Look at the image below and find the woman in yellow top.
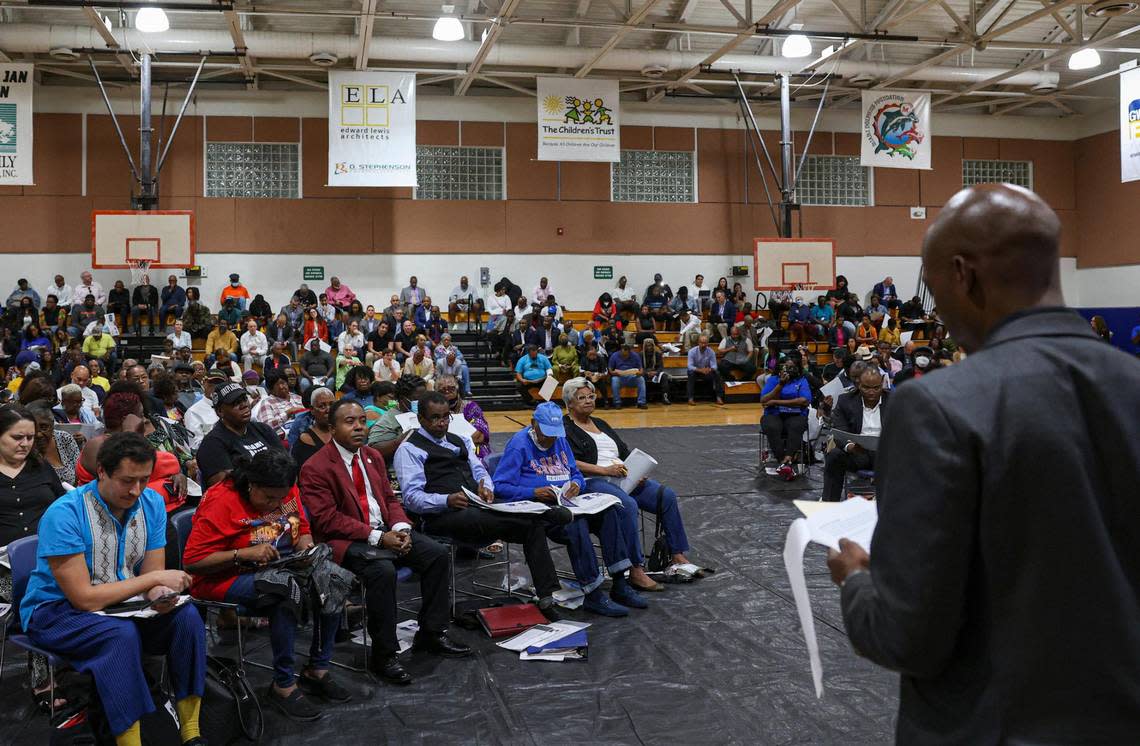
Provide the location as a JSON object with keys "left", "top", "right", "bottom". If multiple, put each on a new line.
{"left": 550, "top": 333, "right": 580, "bottom": 383}
{"left": 879, "top": 317, "right": 902, "bottom": 347}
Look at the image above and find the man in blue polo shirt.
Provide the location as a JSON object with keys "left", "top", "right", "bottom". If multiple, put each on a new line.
{"left": 513, "top": 344, "right": 552, "bottom": 402}
{"left": 20, "top": 432, "right": 206, "bottom": 745}
{"left": 607, "top": 342, "right": 646, "bottom": 410}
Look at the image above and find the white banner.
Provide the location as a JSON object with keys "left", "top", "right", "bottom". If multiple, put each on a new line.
{"left": 327, "top": 71, "right": 416, "bottom": 187}
{"left": 860, "top": 90, "right": 931, "bottom": 170}
{"left": 0, "top": 64, "right": 34, "bottom": 185}
{"left": 536, "top": 77, "right": 620, "bottom": 162}
{"left": 1120, "top": 65, "right": 1140, "bottom": 183}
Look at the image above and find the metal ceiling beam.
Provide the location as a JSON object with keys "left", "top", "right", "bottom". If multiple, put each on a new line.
{"left": 718, "top": 0, "right": 748, "bottom": 26}
{"left": 478, "top": 74, "right": 536, "bottom": 95}
{"left": 937, "top": 0, "right": 976, "bottom": 40}
{"left": 81, "top": 7, "right": 135, "bottom": 75}
{"left": 872, "top": 0, "right": 1084, "bottom": 89}
{"left": 1037, "top": 0, "right": 1076, "bottom": 42}
{"left": 257, "top": 68, "right": 326, "bottom": 89}
{"left": 575, "top": 0, "right": 667, "bottom": 77}
{"left": 825, "top": 0, "right": 862, "bottom": 32}
{"left": 969, "top": 0, "right": 1015, "bottom": 34}
{"left": 457, "top": 0, "right": 523, "bottom": 95}
{"left": 355, "top": 0, "right": 378, "bottom": 69}
{"left": 566, "top": 0, "right": 593, "bottom": 45}
{"left": 935, "top": 18, "right": 1140, "bottom": 106}
{"left": 868, "top": 0, "right": 912, "bottom": 30}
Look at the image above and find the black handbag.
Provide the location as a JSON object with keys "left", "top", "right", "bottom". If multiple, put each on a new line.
{"left": 200, "top": 655, "right": 263, "bottom": 745}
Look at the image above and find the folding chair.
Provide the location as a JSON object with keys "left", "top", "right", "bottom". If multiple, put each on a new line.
{"left": 2, "top": 536, "right": 68, "bottom": 718}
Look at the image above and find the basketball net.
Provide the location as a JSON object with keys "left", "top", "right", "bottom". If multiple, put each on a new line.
{"left": 128, "top": 258, "right": 152, "bottom": 287}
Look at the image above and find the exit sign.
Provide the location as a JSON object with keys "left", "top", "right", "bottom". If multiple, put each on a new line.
{"left": 593, "top": 265, "right": 613, "bottom": 280}
{"left": 302, "top": 266, "right": 324, "bottom": 282}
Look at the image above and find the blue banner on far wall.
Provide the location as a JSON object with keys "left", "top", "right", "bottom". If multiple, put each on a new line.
{"left": 1076, "top": 307, "right": 1140, "bottom": 355}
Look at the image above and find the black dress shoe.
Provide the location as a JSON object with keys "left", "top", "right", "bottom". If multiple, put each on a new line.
{"left": 368, "top": 654, "right": 412, "bottom": 686}
{"left": 412, "top": 631, "right": 472, "bottom": 658}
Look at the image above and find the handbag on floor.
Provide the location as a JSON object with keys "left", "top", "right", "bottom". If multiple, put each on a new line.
{"left": 200, "top": 655, "right": 263, "bottom": 745}
{"left": 646, "top": 484, "right": 671, "bottom": 573}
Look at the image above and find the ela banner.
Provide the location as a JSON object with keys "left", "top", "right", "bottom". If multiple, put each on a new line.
{"left": 536, "top": 77, "right": 620, "bottom": 162}
{"left": 860, "top": 90, "right": 931, "bottom": 170}
{"left": 327, "top": 71, "right": 416, "bottom": 187}
{"left": 1120, "top": 64, "right": 1140, "bottom": 183}
{"left": 0, "top": 64, "right": 34, "bottom": 185}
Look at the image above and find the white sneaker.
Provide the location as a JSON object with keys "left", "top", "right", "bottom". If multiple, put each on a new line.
{"left": 764, "top": 466, "right": 780, "bottom": 476}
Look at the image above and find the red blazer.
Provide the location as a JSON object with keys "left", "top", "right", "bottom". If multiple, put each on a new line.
{"left": 298, "top": 440, "right": 410, "bottom": 564}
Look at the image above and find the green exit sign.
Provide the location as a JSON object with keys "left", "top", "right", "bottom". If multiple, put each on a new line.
{"left": 593, "top": 265, "right": 613, "bottom": 280}
{"left": 302, "top": 266, "right": 324, "bottom": 282}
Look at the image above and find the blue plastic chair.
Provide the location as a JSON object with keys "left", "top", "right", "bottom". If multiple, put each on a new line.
{"left": 2, "top": 535, "right": 68, "bottom": 716}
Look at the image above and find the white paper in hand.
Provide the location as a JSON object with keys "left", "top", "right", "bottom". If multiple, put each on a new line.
{"left": 538, "top": 376, "right": 558, "bottom": 402}
{"left": 395, "top": 410, "right": 420, "bottom": 433}
{"left": 820, "top": 375, "right": 846, "bottom": 403}
{"left": 448, "top": 414, "right": 477, "bottom": 439}
{"left": 805, "top": 496, "right": 877, "bottom": 551}
{"left": 618, "top": 449, "right": 657, "bottom": 493}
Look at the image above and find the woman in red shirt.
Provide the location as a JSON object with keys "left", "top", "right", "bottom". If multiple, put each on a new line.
{"left": 182, "top": 449, "right": 349, "bottom": 721}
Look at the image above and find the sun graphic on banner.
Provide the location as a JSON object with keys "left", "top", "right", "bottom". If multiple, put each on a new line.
{"left": 542, "top": 94, "right": 562, "bottom": 115}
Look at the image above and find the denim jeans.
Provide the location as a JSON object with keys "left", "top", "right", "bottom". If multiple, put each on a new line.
{"left": 547, "top": 506, "right": 632, "bottom": 594}
{"left": 611, "top": 374, "right": 646, "bottom": 405}
{"left": 224, "top": 574, "right": 341, "bottom": 688}
{"left": 585, "top": 477, "right": 690, "bottom": 562}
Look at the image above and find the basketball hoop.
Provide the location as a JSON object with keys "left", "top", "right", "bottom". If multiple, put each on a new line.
{"left": 128, "top": 258, "right": 153, "bottom": 287}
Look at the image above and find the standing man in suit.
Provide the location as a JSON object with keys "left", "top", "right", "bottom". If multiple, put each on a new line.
{"left": 300, "top": 399, "right": 470, "bottom": 686}
{"left": 821, "top": 367, "right": 889, "bottom": 502}
{"left": 827, "top": 184, "right": 1140, "bottom": 743}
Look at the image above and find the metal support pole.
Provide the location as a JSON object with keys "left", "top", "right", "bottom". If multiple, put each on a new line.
{"left": 778, "top": 73, "right": 794, "bottom": 238}
{"left": 155, "top": 56, "right": 208, "bottom": 178}
{"left": 88, "top": 56, "right": 141, "bottom": 185}
{"left": 137, "top": 52, "right": 156, "bottom": 210}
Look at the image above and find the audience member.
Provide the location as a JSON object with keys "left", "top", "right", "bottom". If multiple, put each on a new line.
{"left": 562, "top": 379, "right": 693, "bottom": 579}
{"left": 291, "top": 386, "right": 334, "bottom": 467}
{"left": 532, "top": 277, "right": 554, "bottom": 305}
{"left": 447, "top": 276, "right": 480, "bottom": 323}
{"left": 302, "top": 399, "right": 470, "bottom": 685}
{"left": 550, "top": 333, "right": 580, "bottom": 384}
{"left": 196, "top": 381, "right": 284, "bottom": 487}
{"left": 871, "top": 275, "right": 899, "bottom": 308}
{"left": 302, "top": 307, "right": 329, "bottom": 346}
{"left": 607, "top": 342, "right": 646, "bottom": 410}
{"left": 220, "top": 273, "right": 251, "bottom": 310}
{"left": 324, "top": 276, "right": 356, "bottom": 311}
{"left": 894, "top": 345, "right": 935, "bottom": 386}
{"left": 436, "top": 374, "right": 491, "bottom": 463}
{"left": 217, "top": 297, "right": 245, "bottom": 328}
{"left": 183, "top": 449, "right": 351, "bottom": 720}
{"left": 300, "top": 339, "right": 334, "bottom": 384}
{"left": 686, "top": 334, "right": 724, "bottom": 405}
{"left": 717, "top": 325, "right": 756, "bottom": 382}
{"left": 402, "top": 345, "right": 435, "bottom": 391}
{"left": 204, "top": 319, "right": 239, "bottom": 368}
{"left": 493, "top": 402, "right": 644, "bottom": 617}
{"left": 643, "top": 273, "right": 672, "bottom": 305}
{"left": 822, "top": 367, "right": 888, "bottom": 501}
{"left": 367, "top": 374, "right": 427, "bottom": 458}
{"left": 294, "top": 283, "right": 318, "bottom": 307}
{"left": 20, "top": 432, "right": 206, "bottom": 745}
{"left": 708, "top": 290, "right": 736, "bottom": 341}
{"left": 609, "top": 276, "right": 638, "bottom": 316}
{"left": 759, "top": 358, "right": 811, "bottom": 481}
{"left": 514, "top": 345, "right": 551, "bottom": 402}
{"left": 182, "top": 288, "right": 213, "bottom": 339}
{"left": 253, "top": 370, "right": 303, "bottom": 433}
{"left": 400, "top": 276, "right": 427, "bottom": 313}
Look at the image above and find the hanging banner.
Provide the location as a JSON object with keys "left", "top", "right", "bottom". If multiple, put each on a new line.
{"left": 327, "top": 71, "right": 416, "bottom": 187}
{"left": 860, "top": 90, "right": 931, "bottom": 170}
{"left": 536, "top": 77, "right": 620, "bottom": 162}
{"left": 1120, "top": 64, "right": 1140, "bottom": 183}
{"left": 0, "top": 64, "right": 34, "bottom": 185}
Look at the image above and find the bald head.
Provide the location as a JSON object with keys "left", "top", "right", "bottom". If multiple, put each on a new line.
{"left": 922, "top": 184, "right": 1064, "bottom": 349}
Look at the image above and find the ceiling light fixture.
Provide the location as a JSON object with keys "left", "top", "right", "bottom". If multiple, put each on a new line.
{"left": 1067, "top": 47, "right": 1101, "bottom": 70}
{"left": 432, "top": 5, "right": 464, "bottom": 42}
{"left": 135, "top": 4, "right": 169, "bottom": 33}
{"left": 782, "top": 21, "right": 811, "bottom": 58}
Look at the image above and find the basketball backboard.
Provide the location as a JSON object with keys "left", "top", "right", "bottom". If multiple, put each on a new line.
{"left": 753, "top": 238, "right": 836, "bottom": 291}
{"left": 92, "top": 210, "right": 195, "bottom": 269}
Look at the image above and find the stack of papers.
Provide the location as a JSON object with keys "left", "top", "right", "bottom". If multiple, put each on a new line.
{"left": 353, "top": 619, "right": 418, "bottom": 652}
{"left": 464, "top": 487, "right": 622, "bottom": 517}
{"left": 783, "top": 498, "right": 878, "bottom": 698}
{"left": 498, "top": 620, "right": 590, "bottom": 661}
{"left": 95, "top": 594, "right": 191, "bottom": 619}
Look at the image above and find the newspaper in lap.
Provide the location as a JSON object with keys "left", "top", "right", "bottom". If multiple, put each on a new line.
{"left": 463, "top": 485, "right": 621, "bottom": 516}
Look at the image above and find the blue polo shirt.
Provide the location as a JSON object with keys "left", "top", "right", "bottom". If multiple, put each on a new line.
{"left": 760, "top": 375, "right": 812, "bottom": 415}
{"left": 515, "top": 353, "right": 552, "bottom": 381}
{"left": 20, "top": 481, "right": 166, "bottom": 630}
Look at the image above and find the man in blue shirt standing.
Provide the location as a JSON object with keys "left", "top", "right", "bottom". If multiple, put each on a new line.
{"left": 607, "top": 343, "right": 646, "bottom": 410}
{"left": 20, "top": 432, "right": 206, "bottom": 745}
{"left": 493, "top": 402, "right": 644, "bottom": 617}
{"left": 686, "top": 333, "right": 724, "bottom": 405}
{"left": 514, "top": 344, "right": 552, "bottom": 402}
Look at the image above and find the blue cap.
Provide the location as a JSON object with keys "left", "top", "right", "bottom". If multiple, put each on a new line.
{"left": 533, "top": 401, "right": 566, "bottom": 438}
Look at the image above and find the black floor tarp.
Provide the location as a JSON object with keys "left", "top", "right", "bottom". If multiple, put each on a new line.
{"left": 0, "top": 425, "right": 899, "bottom": 744}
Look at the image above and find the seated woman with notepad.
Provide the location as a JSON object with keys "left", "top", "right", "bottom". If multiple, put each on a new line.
{"left": 183, "top": 448, "right": 351, "bottom": 722}
{"left": 560, "top": 377, "right": 693, "bottom": 587}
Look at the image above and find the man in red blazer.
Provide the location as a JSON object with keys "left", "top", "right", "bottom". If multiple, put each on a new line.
{"left": 299, "top": 399, "right": 471, "bottom": 685}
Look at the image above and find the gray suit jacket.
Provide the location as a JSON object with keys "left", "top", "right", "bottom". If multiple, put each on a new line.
{"left": 400, "top": 286, "right": 427, "bottom": 306}
{"left": 841, "top": 307, "right": 1140, "bottom": 745}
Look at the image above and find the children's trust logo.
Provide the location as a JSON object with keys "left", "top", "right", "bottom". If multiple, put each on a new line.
{"left": 543, "top": 94, "right": 612, "bottom": 125}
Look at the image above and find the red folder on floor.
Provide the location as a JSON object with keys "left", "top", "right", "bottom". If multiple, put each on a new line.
{"left": 476, "top": 604, "right": 547, "bottom": 638}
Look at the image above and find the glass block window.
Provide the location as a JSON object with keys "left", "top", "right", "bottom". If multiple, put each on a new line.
{"left": 796, "top": 155, "right": 872, "bottom": 206}
{"left": 962, "top": 159, "right": 1032, "bottom": 189}
{"left": 611, "top": 150, "right": 695, "bottom": 203}
{"left": 414, "top": 146, "right": 504, "bottom": 200}
{"left": 205, "top": 142, "right": 299, "bottom": 199}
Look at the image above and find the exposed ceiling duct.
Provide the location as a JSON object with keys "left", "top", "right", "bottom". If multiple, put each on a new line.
{"left": 0, "top": 23, "right": 1062, "bottom": 89}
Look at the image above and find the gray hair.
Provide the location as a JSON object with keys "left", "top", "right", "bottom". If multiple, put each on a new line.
{"left": 561, "top": 377, "right": 595, "bottom": 406}
{"left": 59, "top": 383, "right": 83, "bottom": 399}
{"left": 847, "top": 360, "right": 869, "bottom": 382}
{"left": 309, "top": 386, "right": 335, "bottom": 403}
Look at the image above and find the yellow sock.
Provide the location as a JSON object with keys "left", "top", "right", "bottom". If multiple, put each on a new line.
{"left": 115, "top": 721, "right": 141, "bottom": 746}
{"left": 175, "top": 695, "right": 202, "bottom": 743}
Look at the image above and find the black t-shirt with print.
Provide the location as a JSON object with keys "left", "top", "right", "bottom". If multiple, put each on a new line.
{"left": 197, "top": 420, "right": 283, "bottom": 484}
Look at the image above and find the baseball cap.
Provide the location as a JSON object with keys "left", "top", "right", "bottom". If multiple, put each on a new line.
{"left": 533, "top": 401, "right": 566, "bottom": 438}
{"left": 173, "top": 361, "right": 194, "bottom": 372}
{"left": 205, "top": 368, "right": 230, "bottom": 382}
{"left": 211, "top": 382, "right": 248, "bottom": 408}
{"left": 228, "top": 273, "right": 240, "bottom": 282}
{"left": 242, "top": 370, "right": 260, "bottom": 383}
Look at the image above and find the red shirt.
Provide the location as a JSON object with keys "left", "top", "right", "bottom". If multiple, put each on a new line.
{"left": 183, "top": 479, "right": 311, "bottom": 600}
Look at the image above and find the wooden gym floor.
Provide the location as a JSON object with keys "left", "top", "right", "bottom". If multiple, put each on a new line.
{"left": 485, "top": 401, "right": 760, "bottom": 435}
